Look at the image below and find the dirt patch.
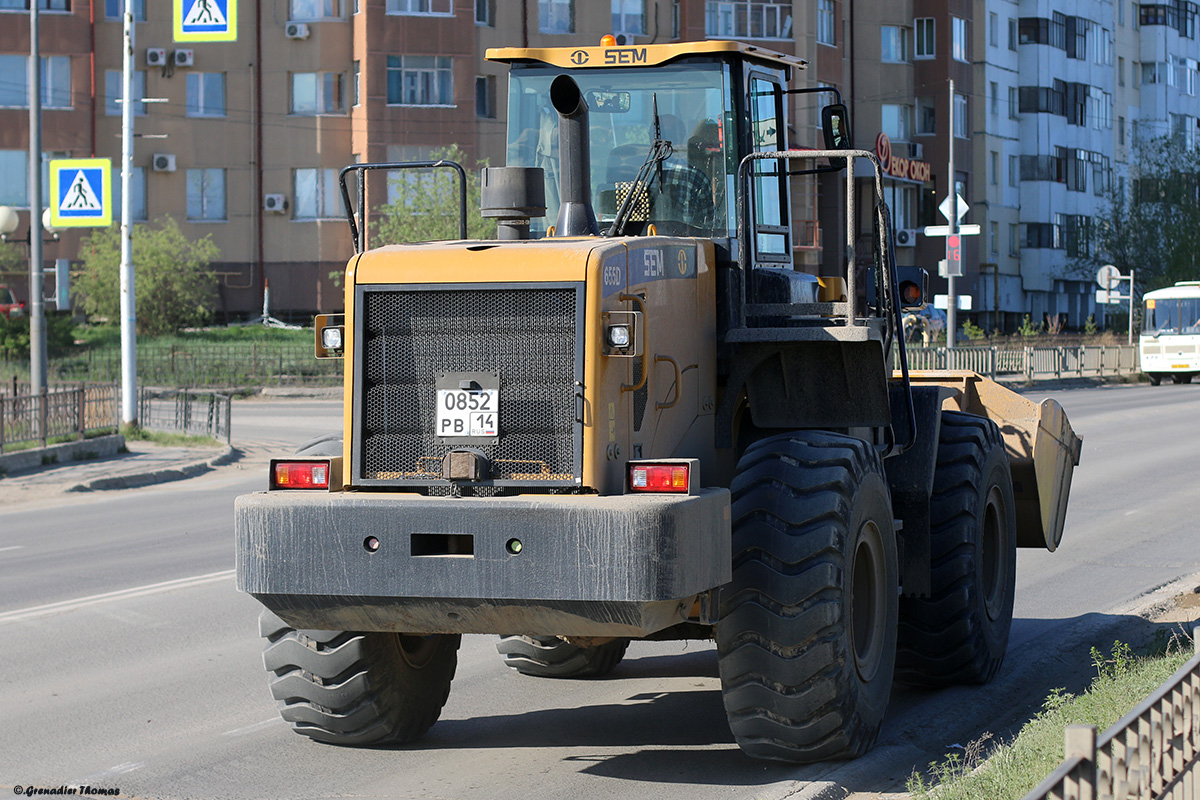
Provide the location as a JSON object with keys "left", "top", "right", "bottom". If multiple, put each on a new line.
{"left": 1147, "top": 587, "right": 1200, "bottom": 625}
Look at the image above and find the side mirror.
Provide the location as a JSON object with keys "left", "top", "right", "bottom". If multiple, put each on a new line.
{"left": 821, "top": 103, "right": 852, "bottom": 170}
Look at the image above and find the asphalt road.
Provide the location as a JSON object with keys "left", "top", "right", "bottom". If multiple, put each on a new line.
{"left": 1, "top": 383, "right": 1198, "bottom": 800}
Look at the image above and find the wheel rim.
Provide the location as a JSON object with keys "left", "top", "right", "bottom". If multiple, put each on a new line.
{"left": 397, "top": 634, "right": 440, "bottom": 669}
{"left": 981, "top": 485, "right": 1007, "bottom": 621}
{"left": 850, "top": 519, "right": 887, "bottom": 682}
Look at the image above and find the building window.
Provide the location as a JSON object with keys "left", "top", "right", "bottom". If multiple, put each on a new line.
{"left": 990, "top": 221, "right": 999, "bottom": 255}
{"left": 881, "top": 104, "right": 911, "bottom": 141}
{"left": 475, "top": 0, "right": 492, "bottom": 25}
{"left": 1141, "top": 61, "right": 1170, "bottom": 85}
{"left": 112, "top": 166, "right": 147, "bottom": 220}
{"left": 294, "top": 168, "right": 340, "bottom": 219}
{"left": 881, "top": 26, "right": 908, "bottom": 62}
{"left": 990, "top": 151, "right": 999, "bottom": 185}
{"left": 105, "top": 69, "right": 146, "bottom": 116}
{"left": 0, "top": 56, "right": 71, "bottom": 109}
{"left": 539, "top": 0, "right": 573, "bottom": 33}
{"left": 1119, "top": 115, "right": 1125, "bottom": 145}
{"left": 186, "top": 72, "right": 225, "bottom": 117}
{"left": 952, "top": 17, "right": 968, "bottom": 61}
{"left": 1008, "top": 17, "right": 1018, "bottom": 49}
{"left": 1009, "top": 154, "right": 1019, "bottom": 187}
{"left": 352, "top": 61, "right": 360, "bottom": 106}
{"left": 0, "top": 0, "right": 71, "bottom": 11}
{"left": 1008, "top": 85, "right": 1019, "bottom": 119}
{"left": 914, "top": 17, "right": 934, "bottom": 57}
{"left": 0, "top": 150, "right": 26, "bottom": 206}
{"left": 990, "top": 81, "right": 999, "bottom": 115}
{"left": 1118, "top": 56, "right": 1125, "bottom": 85}
{"left": 954, "top": 93, "right": 967, "bottom": 137}
{"left": 475, "top": 74, "right": 495, "bottom": 118}
{"left": 705, "top": 1, "right": 792, "bottom": 39}
{"left": 1008, "top": 223, "right": 1020, "bottom": 255}
{"left": 613, "top": 0, "right": 644, "bottom": 36}
{"left": 817, "top": 0, "right": 835, "bottom": 45}
{"left": 291, "top": 0, "right": 339, "bottom": 19}
{"left": 916, "top": 98, "right": 935, "bottom": 135}
{"left": 291, "top": 72, "right": 346, "bottom": 114}
{"left": 386, "top": 56, "right": 453, "bottom": 106}
{"left": 105, "top": 0, "right": 145, "bottom": 20}
{"left": 385, "top": 0, "right": 451, "bottom": 14}
{"left": 989, "top": 12, "right": 999, "bottom": 46}
{"left": 187, "top": 168, "right": 225, "bottom": 221}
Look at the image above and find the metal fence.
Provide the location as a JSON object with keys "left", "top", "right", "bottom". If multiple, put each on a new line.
{"left": 38, "top": 344, "right": 341, "bottom": 388}
{"left": 1022, "top": 630, "right": 1200, "bottom": 800}
{"left": 899, "top": 345, "right": 1140, "bottom": 381}
{"left": 138, "top": 388, "right": 232, "bottom": 443}
{"left": 0, "top": 383, "right": 119, "bottom": 451}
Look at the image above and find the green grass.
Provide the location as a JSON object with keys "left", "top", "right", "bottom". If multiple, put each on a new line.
{"left": 71, "top": 323, "right": 314, "bottom": 349}
{"left": 122, "top": 426, "right": 224, "bottom": 448}
{"left": 906, "top": 634, "right": 1195, "bottom": 800}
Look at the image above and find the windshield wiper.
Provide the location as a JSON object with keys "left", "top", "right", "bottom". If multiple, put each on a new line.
{"left": 605, "top": 93, "right": 674, "bottom": 237}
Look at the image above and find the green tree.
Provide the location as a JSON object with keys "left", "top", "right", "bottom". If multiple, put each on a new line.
{"left": 1087, "top": 135, "right": 1200, "bottom": 292}
{"left": 0, "top": 240, "right": 23, "bottom": 276}
{"left": 372, "top": 144, "right": 496, "bottom": 245}
{"left": 76, "top": 215, "right": 219, "bottom": 335}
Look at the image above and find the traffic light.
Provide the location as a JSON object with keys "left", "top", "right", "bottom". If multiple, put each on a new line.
{"left": 945, "top": 233, "right": 963, "bottom": 277}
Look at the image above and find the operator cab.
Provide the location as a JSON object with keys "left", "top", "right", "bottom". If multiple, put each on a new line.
{"left": 490, "top": 41, "right": 803, "bottom": 252}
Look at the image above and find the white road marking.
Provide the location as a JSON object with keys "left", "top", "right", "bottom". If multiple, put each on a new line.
{"left": 223, "top": 717, "right": 285, "bottom": 737}
{"left": 75, "top": 761, "right": 145, "bottom": 783}
{"left": 0, "top": 545, "right": 24, "bottom": 552}
{"left": 0, "top": 570, "right": 235, "bottom": 625}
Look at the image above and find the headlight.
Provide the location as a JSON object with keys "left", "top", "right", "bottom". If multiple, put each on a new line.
{"left": 607, "top": 324, "right": 631, "bottom": 348}
{"left": 321, "top": 326, "right": 343, "bottom": 350}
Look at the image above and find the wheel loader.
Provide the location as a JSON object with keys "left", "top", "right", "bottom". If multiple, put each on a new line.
{"left": 235, "top": 39, "right": 1082, "bottom": 762}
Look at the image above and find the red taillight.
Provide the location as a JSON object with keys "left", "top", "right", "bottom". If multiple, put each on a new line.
{"left": 272, "top": 460, "right": 330, "bottom": 489}
{"left": 629, "top": 463, "right": 690, "bottom": 493}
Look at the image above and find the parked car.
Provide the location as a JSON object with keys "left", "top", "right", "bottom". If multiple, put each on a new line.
{"left": 0, "top": 286, "right": 24, "bottom": 318}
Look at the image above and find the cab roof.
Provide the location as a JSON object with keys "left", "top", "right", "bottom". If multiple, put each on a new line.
{"left": 486, "top": 40, "right": 808, "bottom": 74}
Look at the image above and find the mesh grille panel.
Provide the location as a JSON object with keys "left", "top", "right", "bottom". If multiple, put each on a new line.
{"left": 358, "top": 286, "right": 579, "bottom": 484}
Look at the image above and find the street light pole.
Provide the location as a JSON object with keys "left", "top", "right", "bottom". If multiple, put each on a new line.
{"left": 119, "top": 8, "right": 137, "bottom": 427}
{"left": 947, "top": 78, "right": 957, "bottom": 350}
{"left": 29, "top": 0, "right": 47, "bottom": 394}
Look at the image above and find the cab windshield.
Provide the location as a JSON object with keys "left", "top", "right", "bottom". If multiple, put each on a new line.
{"left": 506, "top": 61, "right": 734, "bottom": 238}
{"left": 1143, "top": 296, "right": 1200, "bottom": 334}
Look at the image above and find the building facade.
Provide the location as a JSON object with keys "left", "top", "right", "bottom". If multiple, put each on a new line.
{"left": 0, "top": 0, "right": 1195, "bottom": 328}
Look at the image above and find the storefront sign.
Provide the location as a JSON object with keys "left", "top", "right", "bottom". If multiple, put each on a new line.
{"left": 875, "top": 132, "right": 932, "bottom": 183}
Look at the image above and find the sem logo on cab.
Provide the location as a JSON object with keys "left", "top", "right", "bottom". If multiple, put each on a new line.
{"left": 604, "top": 48, "right": 648, "bottom": 64}
{"left": 570, "top": 50, "right": 590, "bottom": 65}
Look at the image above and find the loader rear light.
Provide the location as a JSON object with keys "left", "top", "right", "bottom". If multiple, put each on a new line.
{"left": 272, "top": 460, "right": 331, "bottom": 490}
{"left": 628, "top": 463, "right": 690, "bottom": 493}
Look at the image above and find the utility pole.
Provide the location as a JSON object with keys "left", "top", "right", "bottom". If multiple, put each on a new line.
{"left": 29, "top": 0, "right": 47, "bottom": 395}
{"left": 947, "top": 78, "right": 957, "bottom": 350}
{"left": 120, "top": 7, "right": 137, "bottom": 427}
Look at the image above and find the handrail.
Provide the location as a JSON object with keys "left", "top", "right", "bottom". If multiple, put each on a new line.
{"left": 338, "top": 160, "right": 468, "bottom": 253}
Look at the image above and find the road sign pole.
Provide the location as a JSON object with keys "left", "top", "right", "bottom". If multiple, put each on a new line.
{"left": 29, "top": 0, "right": 47, "bottom": 395}
{"left": 947, "top": 78, "right": 957, "bottom": 350}
{"left": 120, "top": 9, "right": 138, "bottom": 427}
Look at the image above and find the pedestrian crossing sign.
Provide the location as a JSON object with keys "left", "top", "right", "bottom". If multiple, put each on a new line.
{"left": 49, "top": 158, "right": 112, "bottom": 228}
{"left": 174, "top": 0, "right": 236, "bottom": 42}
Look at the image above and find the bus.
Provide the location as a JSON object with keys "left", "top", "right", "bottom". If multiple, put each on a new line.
{"left": 1140, "top": 281, "right": 1200, "bottom": 385}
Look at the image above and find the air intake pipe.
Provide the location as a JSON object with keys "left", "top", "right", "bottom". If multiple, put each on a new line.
{"left": 549, "top": 74, "right": 599, "bottom": 237}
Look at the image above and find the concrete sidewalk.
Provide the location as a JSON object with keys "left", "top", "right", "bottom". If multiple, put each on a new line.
{"left": 0, "top": 437, "right": 237, "bottom": 497}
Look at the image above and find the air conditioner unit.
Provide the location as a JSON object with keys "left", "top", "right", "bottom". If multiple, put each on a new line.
{"left": 264, "top": 193, "right": 288, "bottom": 213}
{"left": 285, "top": 22, "right": 310, "bottom": 39}
{"left": 152, "top": 153, "right": 176, "bottom": 173}
{"left": 895, "top": 228, "right": 918, "bottom": 247}
{"left": 908, "top": 142, "right": 924, "bottom": 160}
{"left": 146, "top": 48, "right": 167, "bottom": 67}
{"left": 173, "top": 49, "right": 194, "bottom": 67}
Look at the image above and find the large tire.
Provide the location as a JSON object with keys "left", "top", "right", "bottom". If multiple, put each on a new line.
{"left": 496, "top": 635, "right": 629, "bottom": 678}
{"left": 896, "top": 411, "right": 1016, "bottom": 687}
{"left": 716, "top": 431, "right": 899, "bottom": 762}
{"left": 1148, "top": 374, "right": 1162, "bottom": 386}
{"left": 259, "top": 609, "right": 459, "bottom": 745}
{"left": 294, "top": 433, "right": 342, "bottom": 457}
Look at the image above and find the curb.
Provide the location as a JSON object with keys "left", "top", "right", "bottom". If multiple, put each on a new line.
{"left": 0, "top": 434, "right": 126, "bottom": 477}
{"left": 65, "top": 444, "right": 239, "bottom": 492}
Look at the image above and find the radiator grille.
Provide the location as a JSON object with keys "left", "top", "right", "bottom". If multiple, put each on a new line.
{"left": 356, "top": 285, "right": 581, "bottom": 486}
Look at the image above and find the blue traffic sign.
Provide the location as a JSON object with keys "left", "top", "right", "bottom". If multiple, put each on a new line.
{"left": 175, "top": 0, "right": 236, "bottom": 42}
{"left": 49, "top": 158, "right": 112, "bottom": 228}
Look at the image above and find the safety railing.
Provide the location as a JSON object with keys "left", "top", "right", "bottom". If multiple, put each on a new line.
{"left": 0, "top": 383, "right": 120, "bottom": 452}
{"left": 1022, "top": 629, "right": 1200, "bottom": 800}
{"left": 138, "top": 388, "right": 232, "bottom": 444}
{"left": 898, "top": 345, "right": 1140, "bottom": 382}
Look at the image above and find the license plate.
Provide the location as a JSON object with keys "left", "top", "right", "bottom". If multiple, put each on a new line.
{"left": 436, "top": 389, "right": 498, "bottom": 437}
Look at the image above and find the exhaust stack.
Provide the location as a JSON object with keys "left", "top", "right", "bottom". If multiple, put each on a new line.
{"left": 549, "top": 74, "right": 599, "bottom": 237}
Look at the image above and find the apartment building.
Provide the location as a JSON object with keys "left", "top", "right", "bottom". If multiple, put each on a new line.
{"left": 7, "top": 0, "right": 1191, "bottom": 330}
